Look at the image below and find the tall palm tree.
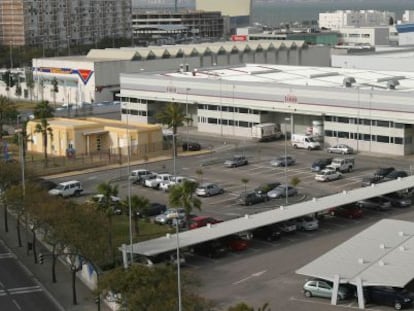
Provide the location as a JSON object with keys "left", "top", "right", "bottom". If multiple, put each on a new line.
{"left": 127, "top": 195, "right": 150, "bottom": 236}
{"left": 169, "top": 180, "right": 201, "bottom": 229}
{"left": 0, "top": 95, "right": 16, "bottom": 139}
{"left": 156, "top": 102, "right": 186, "bottom": 156}
{"left": 33, "top": 101, "right": 55, "bottom": 163}
{"left": 96, "top": 182, "right": 119, "bottom": 264}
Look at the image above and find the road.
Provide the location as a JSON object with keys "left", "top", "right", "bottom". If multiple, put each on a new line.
{"left": 45, "top": 136, "right": 414, "bottom": 310}
{"left": 0, "top": 239, "right": 61, "bottom": 311}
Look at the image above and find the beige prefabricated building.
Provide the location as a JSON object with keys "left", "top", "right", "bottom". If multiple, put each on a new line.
{"left": 26, "top": 117, "right": 163, "bottom": 157}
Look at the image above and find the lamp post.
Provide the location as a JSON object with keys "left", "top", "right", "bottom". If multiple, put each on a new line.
{"left": 284, "top": 117, "right": 290, "bottom": 204}
{"left": 174, "top": 214, "right": 182, "bottom": 311}
{"left": 185, "top": 88, "right": 190, "bottom": 145}
{"left": 127, "top": 104, "right": 134, "bottom": 265}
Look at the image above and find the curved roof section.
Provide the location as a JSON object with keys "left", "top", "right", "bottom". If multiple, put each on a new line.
{"left": 86, "top": 40, "right": 307, "bottom": 61}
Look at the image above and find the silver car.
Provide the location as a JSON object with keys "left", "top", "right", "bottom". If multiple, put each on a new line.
{"left": 154, "top": 208, "right": 185, "bottom": 225}
{"left": 327, "top": 144, "right": 354, "bottom": 154}
{"left": 303, "top": 279, "right": 352, "bottom": 300}
{"left": 195, "top": 183, "right": 224, "bottom": 197}
{"left": 267, "top": 184, "right": 298, "bottom": 199}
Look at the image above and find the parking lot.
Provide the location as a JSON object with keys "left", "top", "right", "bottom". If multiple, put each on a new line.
{"left": 47, "top": 137, "right": 414, "bottom": 310}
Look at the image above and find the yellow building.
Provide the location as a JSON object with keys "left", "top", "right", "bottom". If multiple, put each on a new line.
{"left": 26, "top": 117, "right": 163, "bottom": 157}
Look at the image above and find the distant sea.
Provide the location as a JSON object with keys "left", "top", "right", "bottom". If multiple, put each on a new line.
{"left": 251, "top": 0, "right": 414, "bottom": 27}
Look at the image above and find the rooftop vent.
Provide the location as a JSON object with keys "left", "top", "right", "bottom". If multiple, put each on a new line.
{"left": 343, "top": 77, "right": 356, "bottom": 88}
{"left": 387, "top": 79, "right": 400, "bottom": 90}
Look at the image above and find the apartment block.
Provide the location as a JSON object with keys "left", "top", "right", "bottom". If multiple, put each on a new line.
{"left": 0, "top": 0, "right": 132, "bottom": 48}
{"left": 319, "top": 10, "right": 395, "bottom": 30}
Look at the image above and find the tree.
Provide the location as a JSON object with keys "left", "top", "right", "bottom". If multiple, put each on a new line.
{"left": 126, "top": 194, "right": 150, "bottom": 235}
{"left": 228, "top": 302, "right": 271, "bottom": 311}
{"left": 25, "top": 68, "right": 34, "bottom": 102}
{"left": 241, "top": 178, "right": 249, "bottom": 193}
{"left": 98, "top": 264, "right": 214, "bottom": 311}
{"left": 169, "top": 180, "right": 201, "bottom": 229}
{"left": 96, "top": 181, "right": 119, "bottom": 264}
{"left": 0, "top": 161, "right": 21, "bottom": 232}
{"left": 33, "top": 100, "right": 55, "bottom": 164}
{"left": 0, "top": 95, "right": 17, "bottom": 139}
{"left": 51, "top": 77, "right": 59, "bottom": 108}
{"left": 156, "top": 102, "right": 186, "bottom": 156}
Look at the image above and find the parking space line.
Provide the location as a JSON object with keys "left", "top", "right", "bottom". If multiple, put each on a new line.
{"left": 289, "top": 296, "right": 382, "bottom": 310}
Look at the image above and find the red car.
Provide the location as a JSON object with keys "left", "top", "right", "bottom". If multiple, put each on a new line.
{"left": 189, "top": 216, "right": 223, "bottom": 230}
{"left": 221, "top": 235, "right": 250, "bottom": 251}
{"left": 331, "top": 204, "right": 363, "bottom": 219}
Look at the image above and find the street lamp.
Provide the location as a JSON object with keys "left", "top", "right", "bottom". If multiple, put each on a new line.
{"left": 185, "top": 88, "right": 190, "bottom": 145}
{"left": 171, "top": 213, "right": 182, "bottom": 311}
{"left": 284, "top": 117, "right": 290, "bottom": 204}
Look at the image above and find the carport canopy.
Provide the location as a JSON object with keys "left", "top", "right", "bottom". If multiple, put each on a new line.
{"left": 122, "top": 175, "right": 414, "bottom": 257}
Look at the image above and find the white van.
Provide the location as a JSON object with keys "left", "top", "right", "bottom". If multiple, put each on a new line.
{"left": 48, "top": 180, "right": 83, "bottom": 197}
{"left": 291, "top": 134, "right": 321, "bottom": 150}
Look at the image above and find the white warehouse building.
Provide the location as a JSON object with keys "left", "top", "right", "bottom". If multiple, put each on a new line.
{"left": 119, "top": 64, "right": 414, "bottom": 156}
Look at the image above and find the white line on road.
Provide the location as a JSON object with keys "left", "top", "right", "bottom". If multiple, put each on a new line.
{"left": 12, "top": 299, "right": 22, "bottom": 310}
{"left": 232, "top": 270, "right": 267, "bottom": 285}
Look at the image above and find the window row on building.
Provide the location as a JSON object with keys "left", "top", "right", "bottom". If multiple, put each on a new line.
{"left": 324, "top": 130, "right": 412, "bottom": 145}
{"left": 121, "top": 108, "right": 153, "bottom": 117}
{"left": 325, "top": 116, "right": 409, "bottom": 128}
{"left": 198, "top": 116, "right": 258, "bottom": 128}
{"left": 198, "top": 104, "right": 264, "bottom": 115}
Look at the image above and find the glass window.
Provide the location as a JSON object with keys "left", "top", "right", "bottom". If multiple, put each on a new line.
{"left": 121, "top": 109, "right": 128, "bottom": 114}
{"left": 338, "top": 131, "right": 349, "bottom": 139}
{"left": 130, "top": 110, "right": 138, "bottom": 115}
{"left": 239, "top": 121, "right": 249, "bottom": 127}
{"left": 395, "top": 123, "right": 404, "bottom": 129}
{"left": 208, "top": 118, "right": 217, "bottom": 124}
{"left": 377, "top": 120, "right": 389, "bottom": 127}
{"left": 325, "top": 116, "right": 332, "bottom": 121}
{"left": 239, "top": 108, "right": 248, "bottom": 114}
{"left": 363, "top": 134, "right": 371, "bottom": 141}
{"left": 337, "top": 117, "right": 349, "bottom": 123}
{"left": 228, "top": 120, "right": 235, "bottom": 126}
{"left": 198, "top": 104, "right": 204, "bottom": 109}
{"left": 208, "top": 105, "right": 217, "bottom": 111}
{"left": 324, "top": 130, "right": 333, "bottom": 137}
{"left": 406, "top": 137, "right": 412, "bottom": 144}
{"left": 377, "top": 135, "right": 389, "bottom": 143}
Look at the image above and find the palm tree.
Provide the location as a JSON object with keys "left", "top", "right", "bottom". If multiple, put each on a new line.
{"left": 156, "top": 102, "right": 186, "bottom": 156}
{"left": 127, "top": 195, "right": 150, "bottom": 236}
{"left": 33, "top": 101, "right": 55, "bottom": 164}
{"left": 51, "top": 78, "right": 59, "bottom": 109}
{"left": 96, "top": 182, "right": 119, "bottom": 263}
{"left": 0, "top": 95, "right": 16, "bottom": 139}
{"left": 33, "top": 100, "right": 55, "bottom": 119}
{"left": 169, "top": 180, "right": 201, "bottom": 229}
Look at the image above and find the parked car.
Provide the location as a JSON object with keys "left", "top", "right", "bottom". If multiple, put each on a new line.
{"left": 224, "top": 155, "right": 248, "bottom": 168}
{"left": 221, "top": 235, "right": 250, "bottom": 252}
{"left": 270, "top": 155, "right": 295, "bottom": 167}
{"left": 267, "top": 184, "right": 298, "bottom": 199}
{"left": 189, "top": 216, "right": 223, "bottom": 230}
{"left": 330, "top": 204, "right": 363, "bottom": 219}
{"left": 91, "top": 194, "right": 122, "bottom": 215}
{"left": 315, "top": 168, "right": 342, "bottom": 182}
{"left": 145, "top": 173, "right": 173, "bottom": 189}
{"left": 154, "top": 208, "right": 185, "bottom": 225}
{"left": 192, "top": 240, "right": 228, "bottom": 258}
{"left": 361, "top": 175, "right": 385, "bottom": 187}
{"left": 252, "top": 224, "right": 281, "bottom": 241}
{"left": 327, "top": 144, "right": 354, "bottom": 154}
{"left": 381, "top": 192, "right": 412, "bottom": 208}
{"left": 48, "top": 180, "right": 83, "bottom": 197}
{"left": 136, "top": 202, "right": 167, "bottom": 218}
{"left": 364, "top": 286, "right": 413, "bottom": 310}
{"left": 278, "top": 221, "right": 297, "bottom": 233}
{"left": 195, "top": 183, "right": 224, "bottom": 197}
{"left": 237, "top": 191, "right": 267, "bottom": 206}
{"left": 294, "top": 216, "right": 319, "bottom": 231}
{"left": 383, "top": 170, "right": 409, "bottom": 182}
{"left": 135, "top": 252, "right": 186, "bottom": 267}
{"left": 254, "top": 182, "right": 280, "bottom": 198}
{"left": 129, "top": 169, "right": 154, "bottom": 184}
{"left": 303, "top": 279, "right": 353, "bottom": 300}
{"left": 374, "top": 167, "right": 395, "bottom": 178}
{"left": 182, "top": 142, "right": 201, "bottom": 151}
{"left": 159, "top": 176, "right": 195, "bottom": 192}
{"left": 356, "top": 197, "right": 392, "bottom": 211}
{"left": 311, "top": 158, "right": 333, "bottom": 172}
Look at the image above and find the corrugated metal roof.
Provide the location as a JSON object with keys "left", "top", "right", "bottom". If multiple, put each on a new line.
{"left": 125, "top": 175, "right": 414, "bottom": 257}
{"left": 296, "top": 219, "right": 414, "bottom": 288}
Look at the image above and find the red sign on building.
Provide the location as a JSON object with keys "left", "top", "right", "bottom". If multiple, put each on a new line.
{"left": 231, "top": 35, "right": 248, "bottom": 41}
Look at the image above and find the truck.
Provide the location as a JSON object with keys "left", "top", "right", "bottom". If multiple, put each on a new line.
{"left": 291, "top": 134, "right": 321, "bottom": 150}
{"left": 326, "top": 157, "right": 355, "bottom": 173}
{"left": 251, "top": 123, "right": 282, "bottom": 142}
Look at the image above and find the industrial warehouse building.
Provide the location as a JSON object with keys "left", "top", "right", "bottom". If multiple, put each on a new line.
{"left": 25, "top": 41, "right": 329, "bottom": 106}
{"left": 119, "top": 63, "right": 414, "bottom": 156}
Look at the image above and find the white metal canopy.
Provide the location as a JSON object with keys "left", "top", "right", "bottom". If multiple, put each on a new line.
{"left": 123, "top": 175, "right": 414, "bottom": 257}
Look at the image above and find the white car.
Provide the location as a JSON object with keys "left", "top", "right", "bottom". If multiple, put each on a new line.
{"left": 159, "top": 176, "right": 195, "bottom": 192}
{"left": 315, "top": 168, "right": 342, "bottom": 182}
{"left": 144, "top": 173, "right": 172, "bottom": 189}
{"left": 295, "top": 216, "right": 319, "bottom": 231}
{"left": 195, "top": 183, "right": 224, "bottom": 197}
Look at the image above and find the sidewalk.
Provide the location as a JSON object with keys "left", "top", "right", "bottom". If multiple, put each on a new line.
{"left": 0, "top": 214, "right": 112, "bottom": 311}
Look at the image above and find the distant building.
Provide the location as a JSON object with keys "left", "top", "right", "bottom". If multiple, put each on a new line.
{"left": 396, "top": 24, "right": 414, "bottom": 46}
{"left": 195, "top": 0, "right": 251, "bottom": 33}
{"left": 338, "top": 27, "right": 391, "bottom": 46}
{"left": 26, "top": 117, "right": 163, "bottom": 157}
{"left": 319, "top": 10, "right": 395, "bottom": 30}
{"left": 131, "top": 9, "right": 224, "bottom": 45}
{"left": 0, "top": 0, "right": 131, "bottom": 48}
{"left": 402, "top": 10, "right": 414, "bottom": 23}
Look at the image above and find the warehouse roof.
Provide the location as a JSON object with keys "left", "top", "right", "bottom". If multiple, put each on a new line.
{"left": 296, "top": 218, "right": 414, "bottom": 288}
{"left": 124, "top": 175, "right": 414, "bottom": 257}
